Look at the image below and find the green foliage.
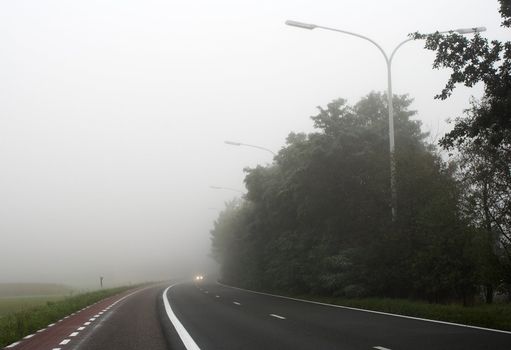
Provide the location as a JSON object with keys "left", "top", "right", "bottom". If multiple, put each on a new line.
{"left": 412, "top": 0, "right": 510, "bottom": 148}
{"left": 211, "top": 92, "right": 485, "bottom": 303}
{"left": 412, "top": 2, "right": 511, "bottom": 300}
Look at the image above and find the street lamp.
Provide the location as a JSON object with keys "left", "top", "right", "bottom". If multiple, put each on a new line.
{"left": 209, "top": 185, "right": 245, "bottom": 194}
{"left": 224, "top": 140, "right": 277, "bottom": 156}
{"left": 285, "top": 20, "right": 486, "bottom": 220}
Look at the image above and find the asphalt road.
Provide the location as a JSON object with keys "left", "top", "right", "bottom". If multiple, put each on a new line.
{"left": 166, "top": 280, "right": 511, "bottom": 350}
{"left": 7, "top": 281, "right": 511, "bottom": 350}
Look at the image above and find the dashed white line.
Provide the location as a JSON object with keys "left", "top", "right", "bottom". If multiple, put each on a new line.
{"left": 69, "top": 332, "right": 79, "bottom": 337}
{"left": 78, "top": 326, "right": 86, "bottom": 330}
{"left": 89, "top": 318, "right": 96, "bottom": 321}
{"left": 52, "top": 348, "right": 62, "bottom": 350}
{"left": 269, "top": 314, "right": 286, "bottom": 320}
{"left": 84, "top": 321, "right": 91, "bottom": 325}
{"left": 373, "top": 347, "right": 392, "bottom": 350}
{"left": 5, "top": 341, "right": 21, "bottom": 348}
{"left": 59, "top": 339, "right": 71, "bottom": 345}
{"left": 215, "top": 295, "right": 220, "bottom": 298}
{"left": 233, "top": 301, "right": 241, "bottom": 306}
{"left": 23, "top": 334, "right": 35, "bottom": 339}
{"left": 48, "top": 323, "right": 55, "bottom": 327}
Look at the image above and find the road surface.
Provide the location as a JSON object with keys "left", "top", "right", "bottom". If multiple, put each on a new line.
{"left": 5, "top": 280, "right": 511, "bottom": 350}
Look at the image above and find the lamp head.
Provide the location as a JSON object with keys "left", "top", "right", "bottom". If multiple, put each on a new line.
{"left": 455, "top": 27, "right": 486, "bottom": 34}
{"left": 285, "top": 20, "right": 317, "bottom": 30}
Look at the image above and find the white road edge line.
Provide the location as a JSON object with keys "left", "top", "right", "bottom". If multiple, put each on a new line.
{"left": 269, "top": 314, "right": 286, "bottom": 320}
{"left": 163, "top": 284, "right": 201, "bottom": 350}
{"left": 217, "top": 281, "right": 511, "bottom": 335}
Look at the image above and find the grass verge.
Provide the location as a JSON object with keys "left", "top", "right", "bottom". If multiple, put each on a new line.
{"left": 0, "top": 296, "right": 65, "bottom": 317}
{"left": 0, "top": 285, "right": 137, "bottom": 348}
{"left": 295, "top": 295, "right": 511, "bottom": 332}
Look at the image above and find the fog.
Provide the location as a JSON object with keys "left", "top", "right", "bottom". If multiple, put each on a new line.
{"left": 0, "top": 0, "right": 505, "bottom": 288}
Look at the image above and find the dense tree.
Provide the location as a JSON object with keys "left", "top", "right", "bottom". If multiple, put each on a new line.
{"left": 211, "top": 92, "right": 480, "bottom": 302}
{"left": 413, "top": 0, "right": 511, "bottom": 301}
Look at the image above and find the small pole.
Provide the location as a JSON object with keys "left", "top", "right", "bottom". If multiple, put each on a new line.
{"left": 100, "top": 276, "right": 104, "bottom": 288}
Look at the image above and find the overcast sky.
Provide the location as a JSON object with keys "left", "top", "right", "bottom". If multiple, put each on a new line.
{"left": 0, "top": 0, "right": 505, "bottom": 288}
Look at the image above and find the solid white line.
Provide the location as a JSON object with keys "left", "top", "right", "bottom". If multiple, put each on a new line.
{"left": 217, "top": 282, "right": 511, "bottom": 335}
{"left": 5, "top": 341, "right": 21, "bottom": 348}
{"left": 162, "top": 283, "right": 200, "bottom": 350}
{"left": 163, "top": 285, "right": 201, "bottom": 350}
{"left": 269, "top": 314, "right": 286, "bottom": 320}
{"left": 69, "top": 332, "right": 79, "bottom": 337}
{"left": 374, "top": 347, "right": 392, "bottom": 350}
{"left": 59, "top": 339, "right": 71, "bottom": 345}
{"left": 233, "top": 301, "right": 241, "bottom": 306}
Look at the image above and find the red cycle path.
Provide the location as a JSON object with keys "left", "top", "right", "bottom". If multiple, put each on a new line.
{"left": 3, "top": 288, "right": 141, "bottom": 350}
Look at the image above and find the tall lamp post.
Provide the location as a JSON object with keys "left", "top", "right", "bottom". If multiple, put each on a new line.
{"left": 285, "top": 20, "right": 486, "bottom": 220}
{"left": 224, "top": 140, "right": 276, "bottom": 156}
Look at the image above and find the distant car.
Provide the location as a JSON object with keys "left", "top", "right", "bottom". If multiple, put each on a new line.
{"left": 195, "top": 275, "right": 204, "bottom": 281}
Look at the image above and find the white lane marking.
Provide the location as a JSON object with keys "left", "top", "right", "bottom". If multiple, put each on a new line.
{"left": 269, "top": 314, "right": 286, "bottom": 320}
{"left": 37, "top": 328, "right": 46, "bottom": 333}
{"left": 78, "top": 326, "right": 86, "bottom": 330}
{"left": 374, "top": 347, "right": 392, "bottom": 350}
{"left": 233, "top": 301, "right": 241, "bottom": 306}
{"left": 84, "top": 321, "right": 91, "bottom": 325}
{"left": 48, "top": 323, "right": 55, "bottom": 327}
{"left": 163, "top": 285, "right": 201, "bottom": 350}
{"left": 23, "top": 334, "right": 35, "bottom": 339}
{"left": 69, "top": 332, "right": 79, "bottom": 337}
{"left": 89, "top": 318, "right": 96, "bottom": 321}
{"left": 204, "top": 291, "right": 209, "bottom": 294}
{"left": 59, "top": 339, "right": 71, "bottom": 345}
{"left": 215, "top": 295, "right": 220, "bottom": 298}
{"left": 94, "top": 314, "right": 100, "bottom": 317}
{"left": 52, "top": 348, "right": 62, "bottom": 350}
{"left": 217, "top": 282, "right": 511, "bottom": 335}
{"left": 5, "top": 341, "right": 21, "bottom": 348}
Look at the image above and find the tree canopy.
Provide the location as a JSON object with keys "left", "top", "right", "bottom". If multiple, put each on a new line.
{"left": 211, "top": 93, "right": 486, "bottom": 303}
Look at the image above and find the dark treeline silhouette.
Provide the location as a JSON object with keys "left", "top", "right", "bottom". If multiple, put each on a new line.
{"left": 211, "top": 92, "right": 510, "bottom": 305}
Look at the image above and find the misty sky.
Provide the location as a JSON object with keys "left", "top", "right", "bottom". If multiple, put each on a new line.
{"left": 0, "top": 0, "right": 505, "bottom": 287}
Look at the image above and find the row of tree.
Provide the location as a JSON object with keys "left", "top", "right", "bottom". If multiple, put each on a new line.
{"left": 210, "top": 0, "right": 510, "bottom": 304}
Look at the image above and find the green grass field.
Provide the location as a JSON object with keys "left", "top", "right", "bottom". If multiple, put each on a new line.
{"left": 0, "top": 296, "right": 65, "bottom": 317}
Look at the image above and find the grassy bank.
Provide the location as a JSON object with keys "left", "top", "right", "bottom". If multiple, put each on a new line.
{"left": 296, "top": 295, "right": 511, "bottom": 332}
{"left": 0, "top": 286, "right": 136, "bottom": 348}
{"left": 0, "top": 296, "right": 65, "bottom": 317}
